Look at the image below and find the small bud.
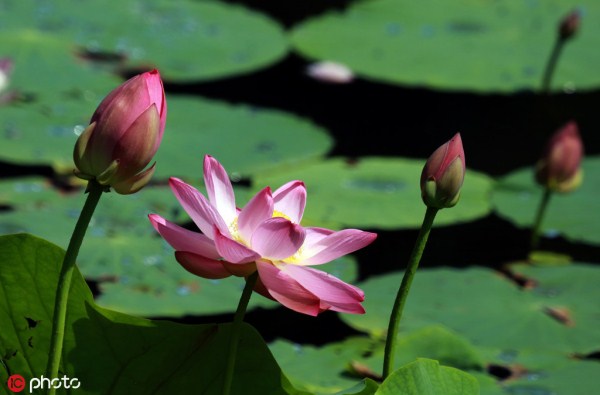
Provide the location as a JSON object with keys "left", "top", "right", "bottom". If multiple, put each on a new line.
{"left": 559, "top": 9, "right": 580, "bottom": 41}
{"left": 420, "top": 133, "right": 466, "bottom": 209}
{"left": 0, "top": 57, "right": 13, "bottom": 93}
{"left": 535, "top": 121, "right": 583, "bottom": 193}
{"left": 306, "top": 61, "right": 354, "bottom": 84}
{"left": 73, "top": 69, "right": 167, "bottom": 194}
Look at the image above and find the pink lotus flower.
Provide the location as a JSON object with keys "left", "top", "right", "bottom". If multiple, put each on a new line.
{"left": 149, "top": 155, "right": 377, "bottom": 316}
{"left": 420, "top": 133, "right": 466, "bottom": 209}
{"left": 73, "top": 69, "right": 167, "bottom": 194}
{"left": 535, "top": 121, "right": 583, "bottom": 193}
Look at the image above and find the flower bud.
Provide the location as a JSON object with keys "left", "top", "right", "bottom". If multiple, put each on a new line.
{"left": 420, "top": 133, "right": 465, "bottom": 209}
{"left": 0, "top": 57, "right": 13, "bottom": 93}
{"left": 535, "top": 121, "right": 583, "bottom": 193}
{"left": 306, "top": 61, "right": 354, "bottom": 84}
{"left": 73, "top": 69, "right": 167, "bottom": 194}
{"left": 559, "top": 9, "right": 580, "bottom": 41}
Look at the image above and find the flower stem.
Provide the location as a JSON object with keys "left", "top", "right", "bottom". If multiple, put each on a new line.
{"left": 222, "top": 271, "right": 259, "bottom": 395}
{"left": 541, "top": 38, "right": 565, "bottom": 94}
{"left": 382, "top": 206, "right": 438, "bottom": 379}
{"left": 45, "top": 180, "right": 104, "bottom": 394}
{"left": 530, "top": 188, "right": 553, "bottom": 252}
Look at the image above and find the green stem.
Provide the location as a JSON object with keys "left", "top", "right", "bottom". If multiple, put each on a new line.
{"left": 530, "top": 188, "right": 553, "bottom": 252}
{"left": 45, "top": 180, "right": 104, "bottom": 394}
{"left": 541, "top": 38, "right": 565, "bottom": 95}
{"left": 222, "top": 271, "right": 259, "bottom": 395}
{"left": 382, "top": 206, "right": 438, "bottom": 379}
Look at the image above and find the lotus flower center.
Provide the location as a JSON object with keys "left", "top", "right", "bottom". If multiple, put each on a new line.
{"left": 227, "top": 210, "right": 296, "bottom": 247}
{"left": 272, "top": 210, "right": 291, "bottom": 221}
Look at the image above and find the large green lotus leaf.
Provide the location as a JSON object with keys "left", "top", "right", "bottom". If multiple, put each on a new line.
{"left": 154, "top": 96, "right": 333, "bottom": 180}
{"left": 253, "top": 157, "right": 492, "bottom": 230}
{"left": 0, "top": 30, "right": 121, "bottom": 99}
{"left": 291, "top": 0, "right": 600, "bottom": 93}
{"left": 0, "top": 178, "right": 358, "bottom": 316}
{"left": 270, "top": 337, "right": 377, "bottom": 394}
{"left": 0, "top": 234, "right": 301, "bottom": 395}
{"left": 334, "top": 379, "right": 380, "bottom": 395}
{"left": 470, "top": 373, "right": 504, "bottom": 395}
{"left": 341, "top": 264, "right": 600, "bottom": 354}
{"left": 375, "top": 359, "right": 479, "bottom": 395}
{"left": 492, "top": 157, "right": 600, "bottom": 245}
{"left": 0, "top": 0, "right": 288, "bottom": 81}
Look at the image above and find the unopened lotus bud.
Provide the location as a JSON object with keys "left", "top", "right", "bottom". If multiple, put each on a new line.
{"left": 0, "top": 57, "right": 13, "bottom": 93}
{"left": 306, "top": 61, "right": 354, "bottom": 84}
{"left": 559, "top": 9, "right": 580, "bottom": 41}
{"left": 73, "top": 69, "right": 167, "bottom": 194}
{"left": 420, "top": 133, "right": 466, "bottom": 209}
{"left": 535, "top": 121, "right": 583, "bottom": 193}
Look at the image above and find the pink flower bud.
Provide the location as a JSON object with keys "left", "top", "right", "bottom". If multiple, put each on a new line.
{"left": 559, "top": 9, "right": 580, "bottom": 41}
{"left": 420, "top": 133, "right": 466, "bottom": 209}
{"left": 0, "top": 57, "right": 13, "bottom": 93}
{"left": 535, "top": 121, "right": 583, "bottom": 193}
{"left": 73, "top": 69, "right": 167, "bottom": 194}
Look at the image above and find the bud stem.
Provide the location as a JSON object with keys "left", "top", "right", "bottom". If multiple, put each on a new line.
{"left": 530, "top": 188, "right": 553, "bottom": 252}
{"left": 45, "top": 180, "right": 104, "bottom": 395}
{"left": 222, "top": 271, "right": 259, "bottom": 395}
{"left": 382, "top": 206, "right": 438, "bottom": 379}
{"left": 541, "top": 36, "right": 566, "bottom": 94}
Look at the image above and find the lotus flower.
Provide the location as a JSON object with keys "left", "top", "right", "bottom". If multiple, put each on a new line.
{"left": 535, "top": 121, "right": 583, "bottom": 193}
{"left": 73, "top": 69, "right": 167, "bottom": 194}
{"left": 149, "top": 155, "right": 377, "bottom": 316}
{"left": 420, "top": 133, "right": 466, "bottom": 209}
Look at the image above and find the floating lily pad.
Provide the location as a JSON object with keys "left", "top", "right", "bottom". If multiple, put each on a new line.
{"left": 0, "top": 95, "right": 333, "bottom": 178}
{"left": 501, "top": 360, "right": 600, "bottom": 395}
{"left": 0, "top": 0, "right": 288, "bottom": 81}
{"left": 271, "top": 325, "right": 484, "bottom": 394}
{"left": 0, "top": 30, "right": 121, "bottom": 99}
{"left": 492, "top": 157, "right": 600, "bottom": 245}
{"left": 376, "top": 359, "right": 479, "bottom": 395}
{"left": 0, "top": 234, "right": 301, "bottom": 395}
{"left": 341, "top": 264, "right": 600, "bottom": 354}
{"left": 270, "top": 337, "right": 378, "bottom": 394}
{"left": 98, "top": 254, "right": 359, "bottom": 317}
{"left": 0, "top": 99, "right": 96, "bottom": 170}
{"left": 253, "top": 157, "right": 493, "bottom": 230}
{"left": 155, "top": 96, "right": 334, "bottom": 180}
{"left": 291, "top": 0, "right": 600, "bottom": 93}
{"left": 473, "top": 354, "right": 600, "bottom": 395}
{"left": 510, "top": 263, "right": 600, "bottom": 316}
{"left": 362, "top": 326, "right": 485, "bottom": 374}
{"left": 0, "top": 178, "right": 358, "bottom": 316}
